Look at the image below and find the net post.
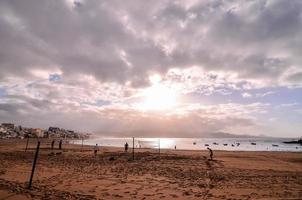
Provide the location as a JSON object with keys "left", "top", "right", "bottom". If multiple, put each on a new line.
{"left": 25, "top": 137, "right": 29, "bottom": 152}
{"left": 28, "top": 141, "right": 40, "bottom": 189}
{"left": 158, "top": 138, "right": 160, "bottom": 156}
{"left": 132, "top": 137, "right": 135, "bottom": 160}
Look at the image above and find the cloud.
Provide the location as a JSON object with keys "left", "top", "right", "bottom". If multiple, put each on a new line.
{"left": 0, "top": 0, "right": 301, "bottom": 87}
{"left": 0, "top": 0, "right": 302, "bottom": 137}
{"left": 286, "top": 72, "right": 302, "bottom": 84}
{"left": 0, "top": 91, "right": 265, "bottom": 137}
{"left": 242, "top": 92, "right": 252, "bottom": 98}
{"left": 255, "top": 91, "right": 275, "bottom": 97}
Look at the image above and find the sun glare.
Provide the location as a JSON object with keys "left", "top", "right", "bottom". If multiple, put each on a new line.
{"left": 159, "top": 138, "right": 175, "bottom": 148}
{"left": 139, "top": 83, "right": 178, "bottom": 111}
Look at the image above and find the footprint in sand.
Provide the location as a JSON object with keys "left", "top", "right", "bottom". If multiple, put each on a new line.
{"left": 112, "top": 194, "right": 123, "bottom": 198}
{"left": 101, "top": 192, "right": 110, "bottom": 196}
{"left": 182, "top": 191, "right": 192, "bottom": 196}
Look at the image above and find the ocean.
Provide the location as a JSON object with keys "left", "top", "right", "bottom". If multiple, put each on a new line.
{"left": 74, "top": 137, "right": 302, "bottom": 152}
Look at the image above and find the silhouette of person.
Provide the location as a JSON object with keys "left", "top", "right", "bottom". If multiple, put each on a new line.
{"left": 174, "top": 145, "right": 177, "bottom": 150}
{"left": 94, "top": 144, "right": 99, "bottom": 156}
{"left": 207, "top": 147, "right": 213, "bottom": 161}
{"left": 51, "top": 140, "right": 55, "bottom": 150}
{"left": 124, "top": 142, "right": 129, "bottom": 152}
{"left": 59, "top": 140, "right": 62, "bottom": 150}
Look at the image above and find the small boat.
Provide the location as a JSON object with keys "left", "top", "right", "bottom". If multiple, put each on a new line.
{"left": 236, "top": 143, "right": 240, "bottom": 146}
{"left": 213, "top": 142, "right": 218, "bottom": 145}
{"left": 193, "top": 142, "right": 196, "bottom": 145}
{"left": 223, "top": 144, "right": 228, "bottom": 146}
{"left": 251, "top": 142, "right": 256, "bottom": 145}
{"left": 283, "top": 138, "right": 302, "bottom": 145}
{"left": 231, "top": 144, "right": 235, "bottom": 147}
{"left": 272, "top": 144, "right": 279, "bottom": 147}
{"left": 204, "top": 144, "right": 209, "bottom": 146}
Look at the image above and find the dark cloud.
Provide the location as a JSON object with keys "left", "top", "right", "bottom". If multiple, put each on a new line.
{"left": 0, "top": 0, "right": 301, "bottom": 85}
{"left": 286, "top": 72, "right": 302, "bottom": 84}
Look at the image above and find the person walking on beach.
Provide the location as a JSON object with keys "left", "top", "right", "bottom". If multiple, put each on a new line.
{"left": 51, "top": 139, "right": 55, "bottom": 150}
{"left": 124, "top": 142, "right": 129, "bottom": 152}
{"left": 207, "top": 147, "right": 213, "bottom": 161}
{"left": 59, "top": 140, "right": 62, "bottom": 150}
{"left": 94, "top": 144, "right": 99, "bottom": 156}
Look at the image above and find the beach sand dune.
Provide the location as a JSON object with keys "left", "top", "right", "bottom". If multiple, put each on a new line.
{"left": 0, "top": 139, "right": 301, "bottom": 199}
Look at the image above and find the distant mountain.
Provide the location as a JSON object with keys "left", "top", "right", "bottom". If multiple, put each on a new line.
{"left": 200, "top": 132, "right": 260, "bottom": 138}
{"left": 94, "top": 130, "right": 260, "bottom": 138}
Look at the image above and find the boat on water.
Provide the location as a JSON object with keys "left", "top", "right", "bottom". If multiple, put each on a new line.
{"left": 272, "top": 144, "right": 279, "bottom": 147}
{"left": 204, "top": 144, "right": 209, "bottom": 146}
{"left": 223, "top": 144, "right": 228, "bottom": 146}
{"left": 213, "top": 142, "right": 218, "bottom": 145}
{"left": 251, "top": 142, "right": 256, "bottom": 145}
{"left": 283, "top": 138, "right": 302, "bottom": 145}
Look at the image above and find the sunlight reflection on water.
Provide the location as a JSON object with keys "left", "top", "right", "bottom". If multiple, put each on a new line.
{"left": 75, "top": 137, "right": 302, "bottom": 152}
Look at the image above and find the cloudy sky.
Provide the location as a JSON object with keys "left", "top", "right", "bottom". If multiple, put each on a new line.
{"left": 0, "top": 0, "right": 302, "bottom": 137}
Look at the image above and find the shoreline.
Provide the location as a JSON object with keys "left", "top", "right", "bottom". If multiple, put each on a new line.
{"left": 1, "top": 138, "right": 302, "bottom": 153}
{"left": 76, "top": 137, "right": 302, "bottom": 152}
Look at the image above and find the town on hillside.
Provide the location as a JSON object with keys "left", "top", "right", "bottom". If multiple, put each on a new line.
{"left": 0, "top": 123, "right": 90, "bottom": 139}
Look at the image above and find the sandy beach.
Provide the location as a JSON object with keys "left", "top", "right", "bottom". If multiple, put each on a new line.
{"left": 0, "top": 139, "right": 301, "bottom": 200}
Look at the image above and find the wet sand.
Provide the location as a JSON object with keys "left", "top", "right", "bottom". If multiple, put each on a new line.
{"left": 0, "top": 139, "right": 301, "bottom": 200}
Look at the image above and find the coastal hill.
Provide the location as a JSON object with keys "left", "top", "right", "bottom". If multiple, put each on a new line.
{"left": 0, "top": 123, "right": 90, "bottom": 139}
{"left": 95, "top": 131, "right": 262, "bottom": 138}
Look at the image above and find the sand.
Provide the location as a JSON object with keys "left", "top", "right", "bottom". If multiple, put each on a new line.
{"left": 0, "top": 139, "right": 301, "bottom": 200}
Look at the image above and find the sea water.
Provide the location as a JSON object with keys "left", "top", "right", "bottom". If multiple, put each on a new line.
{"left": 75, "top": 137, "right": 302, "bottom": 152}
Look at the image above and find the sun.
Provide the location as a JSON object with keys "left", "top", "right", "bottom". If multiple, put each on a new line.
{"left": 139, "top": 83, "right": 178, "bottom": 111}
